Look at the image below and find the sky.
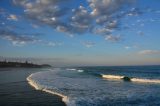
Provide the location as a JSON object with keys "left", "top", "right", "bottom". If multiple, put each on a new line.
{"left": 0, "top": 0, "right": 160, "bottom": 67}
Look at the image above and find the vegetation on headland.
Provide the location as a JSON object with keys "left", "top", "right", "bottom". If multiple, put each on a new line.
{"left": 0, "top": 60, "right": 51, "bottom": 68}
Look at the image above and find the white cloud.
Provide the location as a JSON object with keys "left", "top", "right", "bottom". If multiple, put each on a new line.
{"left": 7, "top": 14, "right": 18, "bottom": 21}
{"left": 12, "top": 0, "right": 137, "bottom": 41}
{"left": 105, "top": 35, "right": 121, "bottom": 42}
{"left": 83, "top": 41, "right": 95, "bottom": 48}
{"left": 88, "top": 0, "right": 127, "bottom": 16}
{"left": 138, "top": 50, "right": 160, "bottom": 55}
{"left": 46, "top": 42, "right": 63, "bottom": 47}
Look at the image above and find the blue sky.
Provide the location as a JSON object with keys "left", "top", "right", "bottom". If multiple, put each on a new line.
{"left": 0, "top": 0, "right": 160, "bottom": 66}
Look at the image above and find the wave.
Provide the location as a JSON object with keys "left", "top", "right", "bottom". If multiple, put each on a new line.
{"left": 132, "top": 78, "right": 160, "bottom": 83}
{"left": 102, "top": 74, "right": 124, "bottom": 80}
{"left": 102, "top": 74, "right": 160, "bottom": 83}
{"left": 27, "top": 73, "right": 71, "bottom": 106}
{"left": 26, "top": 70, "right": 113, "bottom": 106}
{"left": 26, "top": 69, "right": 160, "bottom": 106}
{"left": 66, "top": 68, "right": 77, "bottom": 71}
{"left": 66, "top": 68, "right": 84, "bottom": 73}
{"left": 77, "top": 69, "right": 84, "bottom": 73}
{"left": 27, "top": 74, "right": 42, "bottom": 90}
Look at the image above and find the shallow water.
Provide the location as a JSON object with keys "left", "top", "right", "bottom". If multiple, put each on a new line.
{"left": 28, "top": 66, "right": 160, "bottom": 106}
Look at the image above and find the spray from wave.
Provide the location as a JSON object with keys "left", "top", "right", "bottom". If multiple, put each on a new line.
{"left": 102, "top": 74, "right": 160, "bottom": 83}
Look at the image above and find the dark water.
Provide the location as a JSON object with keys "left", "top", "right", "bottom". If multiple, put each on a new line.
{"left": 79, "top": 65, "right": 160, "bottom": 79}
{"left": 0, "top": 68, "right": 66, "bottom": 106}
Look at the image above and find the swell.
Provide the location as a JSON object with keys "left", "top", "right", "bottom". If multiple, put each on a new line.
{"left": 26, "top": 73, "right": 69, "bottom": 106}
{"left": 102, "top": 74, "right": 160, "bottom": 83}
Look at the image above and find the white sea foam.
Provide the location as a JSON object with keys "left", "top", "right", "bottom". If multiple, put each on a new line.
{"left": 27, "top": 73, "right": 42, "bottom": 90}
{"left": 77, "top": 70, "right": 84, "bottom": 73}
{"left": 27, "top": 72, "right": 71, "bottom": 106}
{"left": 66, "top": 68, "right": 77, "bottom": 71}
{"left": 102, "top": 74, "right": 160, "bottom": 83}
{"left": 102, "top": 74, "right": 124, "bottom": 80}
{"left": 132, "top": 78, "right": 160, "bottom": 83}
{"left": 42, "top": 89, "right": 70, "bottom": 105}
{"left": 27, "top": 69, "right": 160, "bottom": 106}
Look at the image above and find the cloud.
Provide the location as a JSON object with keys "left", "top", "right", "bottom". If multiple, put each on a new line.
{"left": 88, "top": 0, "right": 128, "bottom": 16}
{"left": 94, "top": 27, "right": 112, "bottom": 35}
{"left": 82, "top": 41, "right": 95, "bottom": 48}
{"left": 0, "top": 29, "right": 63, "bottom": 47}
{"left": 105, "top": 35, "right": 121, "bottom": 42}
{"left": 0, "top": 29, "right": 40, "bottom": 46}
{"left": 138, "top": 50, "right": 160, "bottom": 55}
{"left": 126, "top": 8, "right": 143, "bottom": 16}
{"left": 124, "top": 44, "right": 139, "bottom": 49}
{"left": 0, "top": 8, "right": 18, "bottom": 21}
{"left": 7, "top": 14, "right": 18, "bottom": 21}
{"left": 45, "top": 42, "right": 63, "bottom": 47}
{"left": 12, "top": 0, "right": 139, "bottom": 41}
{"left": 70, "top": 5, "right": 93, "bottom": 34}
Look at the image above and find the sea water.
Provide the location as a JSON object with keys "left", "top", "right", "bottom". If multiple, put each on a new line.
{"left": 0, "top": 68, "right": 65, "bottom": 106}
{"left": 27, "top": 66, "right": 160, "bottom": 106}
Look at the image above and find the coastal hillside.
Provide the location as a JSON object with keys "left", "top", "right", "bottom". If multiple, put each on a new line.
{"left": 0, "top": 61, "right": 51, "bottom": 68}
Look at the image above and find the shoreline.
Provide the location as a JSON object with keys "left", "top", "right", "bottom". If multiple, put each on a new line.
{"left": 27, "top": 74, "right": 68, "bottom": 106}
{"left": 0, "top": 68, "right": 66, "bottom": 106}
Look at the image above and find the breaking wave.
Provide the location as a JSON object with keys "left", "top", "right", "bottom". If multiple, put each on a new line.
{"left": 102, "top": 74, "right": 160, "bottom": 83}
{"left": 27, "top": 73, "right": 70, "bottom": 105}
{"left": 102, "top": 74, "right": 124, "bottom": 80}
{"left": 66, "top": 68, "right": 84, "bottom": 73}
{"left": 27, "top": 68, "right": 160, "bottom": 106}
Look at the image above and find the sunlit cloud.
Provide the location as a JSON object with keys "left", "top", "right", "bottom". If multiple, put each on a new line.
{"left": 7, "top": 14, "right": 18, "bottom": 21}
{"left": 12, "top": 0, "right": 139, "bottom": 41}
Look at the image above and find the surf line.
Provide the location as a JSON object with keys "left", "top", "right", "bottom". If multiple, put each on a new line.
{"left": 102, "top": 74, "right": 160, "bottom": 83}
{"left": 26, "top": 74, "right": 69, "bottom": 105}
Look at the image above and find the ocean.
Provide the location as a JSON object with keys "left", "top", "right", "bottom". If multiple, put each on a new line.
{"left": 0, "top": 68, "right": 66, "bottom": 106}
{"left": 27, "top": 66, "right": 160, "bottom": 106}
{"left": 0, "top": 66, "right": 160, "bottom": 106}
